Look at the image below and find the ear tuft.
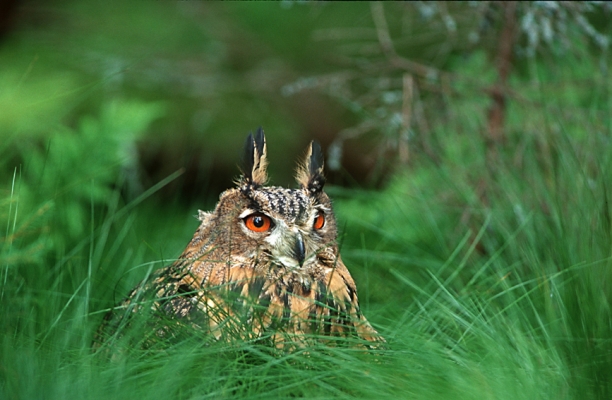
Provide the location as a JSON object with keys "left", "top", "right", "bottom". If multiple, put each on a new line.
{"left": 240, "top": 127, "right": 268, "bottom": 187}
{"left": 296, "top": 140, "right": 326, "bottom": 194}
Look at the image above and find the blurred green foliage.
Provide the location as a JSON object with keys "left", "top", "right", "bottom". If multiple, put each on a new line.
{"left": 1, "top": 1, "right": 612, "bottom": 399}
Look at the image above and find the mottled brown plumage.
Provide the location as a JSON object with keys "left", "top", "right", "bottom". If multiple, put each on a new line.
{"left": 95, "top": 128, "right": 383, "bottom": 350}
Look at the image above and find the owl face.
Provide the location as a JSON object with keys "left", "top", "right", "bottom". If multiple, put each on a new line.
{"left": 223, "top": 186, "right": 336, "bottom": 272}
{"left": 204, "top": 128, "right": 337, "bottom": 275}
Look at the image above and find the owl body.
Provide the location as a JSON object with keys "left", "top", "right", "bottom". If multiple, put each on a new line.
{"left": 96, "top": 129, "right": 382, "bottom": 349}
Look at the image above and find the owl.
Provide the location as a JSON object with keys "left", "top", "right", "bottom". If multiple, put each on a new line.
{"left": 96, "top": 128, "right": 383, "bottom": 350}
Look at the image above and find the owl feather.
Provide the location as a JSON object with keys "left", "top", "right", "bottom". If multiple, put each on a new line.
{"left": 241, "top": 127, "right": 268, "bottom": 187}
{"left": 296, "top": 140, "right": 325, "bottom": 194}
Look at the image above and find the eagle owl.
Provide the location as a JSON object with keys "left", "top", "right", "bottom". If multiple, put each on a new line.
{"left": 96, "top": 128, "right": 383, "bottom": 350}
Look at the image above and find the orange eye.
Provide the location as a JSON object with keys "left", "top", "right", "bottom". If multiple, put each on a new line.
{"left": 244, "top": 213, "right": 273, "bottom": 232}
{"left": 313, "top": 212, "right": 325, "bottom": 230}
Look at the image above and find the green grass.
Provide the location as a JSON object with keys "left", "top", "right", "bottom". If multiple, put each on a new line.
{"left": 2, "top": 110, "right": 612, "bottom": 399}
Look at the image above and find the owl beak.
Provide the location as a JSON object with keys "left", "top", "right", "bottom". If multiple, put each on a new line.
{"left": 293, "top": 232, "right": 306, "bottom": 266}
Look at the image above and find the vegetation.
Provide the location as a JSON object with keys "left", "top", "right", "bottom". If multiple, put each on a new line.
{"left": 1, "top": 2, "right": 611, "bottom": 399}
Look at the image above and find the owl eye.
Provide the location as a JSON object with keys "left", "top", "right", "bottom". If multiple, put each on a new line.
{"left": 313, "top": 212, "right": 325, "bottom": 230}
{"left": 243, "top": 213, "right": 273, "bottom": 232}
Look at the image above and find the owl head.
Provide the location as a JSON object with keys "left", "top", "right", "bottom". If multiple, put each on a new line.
{"left": 197, "top": 128, "right": 338, "bottom": 274}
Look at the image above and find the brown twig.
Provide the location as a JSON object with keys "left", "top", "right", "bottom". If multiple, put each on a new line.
{"left": 370, "top": 2, "right": 443, "bottom": 80}
{"left": 400, "top": 73, "right": 413, "bottom": 164}
{"left": 486, "top": 1, "right": 518, "bottom": 153}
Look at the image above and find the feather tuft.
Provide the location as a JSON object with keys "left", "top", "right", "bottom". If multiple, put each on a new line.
{"left": 240, "top": 127, "right": 268, "bottom": 187}
{"left": 296, "top": 140, "right": 325, "bottom": 194}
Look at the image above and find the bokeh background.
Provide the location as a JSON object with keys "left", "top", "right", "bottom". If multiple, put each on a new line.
{"left": 2, "top": 2, "right": 612, "bottom": 399}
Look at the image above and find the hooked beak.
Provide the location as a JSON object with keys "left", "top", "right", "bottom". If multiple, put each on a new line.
{"left": 293, "top": 232, "right": 306, "bottom": 266}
